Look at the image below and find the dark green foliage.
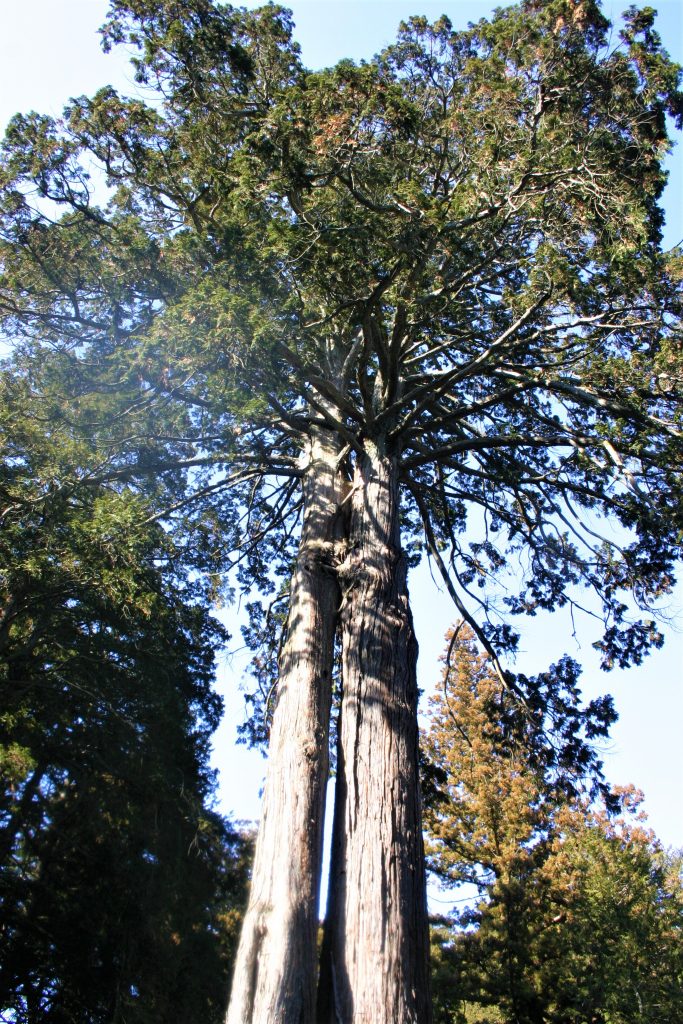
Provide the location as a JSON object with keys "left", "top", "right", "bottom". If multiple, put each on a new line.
{"left": 1, "top": 0, "right": 681, "bottom": 693}
{"left": 0, "top": 368, "right": 251, "bottom": 1023}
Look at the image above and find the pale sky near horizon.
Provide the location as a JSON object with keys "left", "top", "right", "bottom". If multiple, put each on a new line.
{"left": 1, "top": 1, "right": 681, "bottom": 854}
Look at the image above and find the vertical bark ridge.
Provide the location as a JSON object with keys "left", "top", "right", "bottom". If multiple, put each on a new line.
{"left": 318, "top": 442, "right": 432, "bottom": 1024}
{"left": 226, "top": 429, "right": 347, "bottom": 1024}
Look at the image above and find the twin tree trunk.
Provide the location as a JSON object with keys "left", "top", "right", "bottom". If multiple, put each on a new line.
{"left": 227, "top": 438, "right": 431, "bottom": 1023}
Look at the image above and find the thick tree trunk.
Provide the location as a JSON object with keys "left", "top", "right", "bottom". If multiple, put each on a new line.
{"left": 318, "top": 441, "right": 432, "bottom": 1024}
{"left": 226, "top": 429, "right": 346, "bottom": 1024}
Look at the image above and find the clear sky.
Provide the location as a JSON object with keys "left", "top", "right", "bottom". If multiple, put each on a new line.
{"left": 1, "top": 1, "right": 681, "bottom": 849}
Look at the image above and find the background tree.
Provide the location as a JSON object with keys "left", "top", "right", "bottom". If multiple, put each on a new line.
{"left": 0, "top": 367, "right": 251, "bottom": 1023}
{"left": 423, "top": 625, "right": 683, "bottom": 1024}
{"left": 0, "top": 2, "right": 681, "bottom": 1020}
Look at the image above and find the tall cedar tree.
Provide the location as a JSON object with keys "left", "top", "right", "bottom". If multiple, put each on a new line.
{"left": 423, "top": 625, "right": 683, "bottom": 1023}
{"left": 0, "top": 367, "right": 251, "bottom": 1022}
{"left": 0, "top": 1, "right": 682, "bottom": 1020}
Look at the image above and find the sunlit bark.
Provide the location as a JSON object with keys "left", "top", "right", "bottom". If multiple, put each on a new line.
{"left": 318, "top": 441, "right": 431, "bottom": 1024}
{"left": 226, "top": 429, "right": 346, "bottom": 1024}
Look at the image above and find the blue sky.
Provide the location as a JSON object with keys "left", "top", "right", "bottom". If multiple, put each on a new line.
{"left": 1, "top": 1, "right": 681, "bottom": 849}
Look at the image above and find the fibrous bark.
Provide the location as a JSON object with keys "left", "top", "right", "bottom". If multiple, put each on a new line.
{"left": 226, "top": 429, "right": 346, "bottom": 1024}
{"left": 318, "top": 441, "right": 431, "bottom": 1024}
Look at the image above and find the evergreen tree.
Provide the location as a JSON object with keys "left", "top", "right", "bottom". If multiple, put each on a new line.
{"left": 424, "top": 626, "right": 683, "bottom": 1024}
{"left": 0, "top": 2, "right": 681, "bottom": 1019}
{"left": 0, "top": 368, "right": 251, "bottom": 1023}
